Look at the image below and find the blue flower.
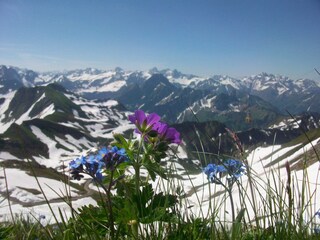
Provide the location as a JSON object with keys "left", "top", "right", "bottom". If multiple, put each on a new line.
{"left": 69, "top": 146, "right": 128, "bottom": 182}
{"left": 203, "top": 163, "right": 226, "bottom": 184}
{"left": 103, "top": 146, "right": 129, "bottom": 171}
{"left": 223, "top": 159, "right": 246, "bottom": 181}
{"left": 69, "top": 156, "right": 86, "bottom": 169}
{"left": 85, "top": 156, "right": 104, "bottom": 181}
{"left": 314, "top": 227, "right": 320, "bottom": 235}
{"left": 203, "top": 159, "right": 246, "bottom": 185}
{"left": 315, "top": 210, "right": 320, "bottom": 218}
{"left": 95, "top": 147, "right": 108, "bottom": 161}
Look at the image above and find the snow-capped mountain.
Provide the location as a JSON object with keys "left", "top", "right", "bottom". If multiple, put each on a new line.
{"left": 1, "top": 76, "right": 320, "bottom": 224}
{"left": 0, "top": 83, "right": 133, "bottom": 162}
{"left": 1, "top": 65, "right": 320, "bottom": 131}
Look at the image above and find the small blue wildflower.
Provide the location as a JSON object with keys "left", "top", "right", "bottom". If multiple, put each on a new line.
{"left": 85, "top": 156, "right": 104, "bottom": 181}
{"left": 69, "top": 156, "right": 86, "bottom": 180}
{"left": 204, "top": 159, "right": 246, "bottom": 185}
{"left": 314, "top": 226, "right": 320, "bottom": 235}
{"left": 315, "top": 210, "right": 320, "bottom": 218}
{"left": 96, "top": 147, "right": 108, "bottom": 161}
{"left": 69, "top": 156, "right": 86, "bottom": 169}
{"left": 223, "top": 159, "right": 246, "bottom": 182}
{"left": 69, "top": 146, "right": 129, "bottom": 182}
{"left": 203, "top": 163, "right": 226, "bottom": 184}
{"left": 103, "top": 146, "right": 129, "bottom": 171}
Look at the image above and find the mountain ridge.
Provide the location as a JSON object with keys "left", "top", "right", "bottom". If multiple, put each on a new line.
{"left": 1, "top": 64, "right": 320, "bottom": 131}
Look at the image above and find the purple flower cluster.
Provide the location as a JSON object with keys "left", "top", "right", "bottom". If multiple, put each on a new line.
{"left": 204, "top": 159, "right": 246, "bottom": 184}
{"left": 69, "top": 146, "right": 128, "bottom": 182}
{"left": 128, "top": 110, "right": 181, "bottom": 144}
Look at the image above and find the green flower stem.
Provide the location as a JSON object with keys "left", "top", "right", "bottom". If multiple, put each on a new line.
{"left": 91, "top": 172, "right": 115, "bottom": 239}
{"left": 134, "top": 165, "right": 140, "bottom": 194}
{"left": 134, "top": 135, "right": 144, "bottom": 195}
{"left": 215, "top": 178, "right": 235, "bottom": 223}
{"left": 106, "top": 170, "right": 115, "bottom": 239}
{"left": 131, "top": 221, "right": 139, "bottom": 239}
{"left": 227, "top": 188, "right": 236, "bottom": 223}
{"left": 131, "top": 134, "right": 145, "bottom": 238}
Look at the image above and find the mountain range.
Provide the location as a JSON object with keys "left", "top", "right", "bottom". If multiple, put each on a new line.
{"left": 1, "top": 64, "right": 320, "bottom": 221}
{"left": 2, "top": 65, "right": 320, "bottom": 130}
{"left": 1, "top": 64, "right": 320, "bottom": 161}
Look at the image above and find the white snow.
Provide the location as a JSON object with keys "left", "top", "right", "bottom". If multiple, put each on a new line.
{"left": 0, "top": 91, "right": 16, "bottom": 133}
{"left": 0, "top": 152, "right": 19, "bottom": 161}
{"left": 155, "top": 92, "right": 174, "bottom": 106}
{"left": 82, "top": 80, "right": 126, "bottom": 93}
{"left": 67, "top": 70, "right": 116, "bottom": 82}
{"left": 1, "top": 138, "right": 320, "bottom": 226}
{"left": 0, "top": 168, "right": 80, "bottom": 203}
{"left": 30, "top": 126, "right": 72, "bottom": 168}
{"left": 15, "top": 93, "right": 46, "bottom": 125}
{"left": 0, "top": 196, "right": 96, "bottom": 224}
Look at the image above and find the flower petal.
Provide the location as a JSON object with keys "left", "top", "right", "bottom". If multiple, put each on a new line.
{"left": 146, "top": 113, "right": 161, "bottom": 127}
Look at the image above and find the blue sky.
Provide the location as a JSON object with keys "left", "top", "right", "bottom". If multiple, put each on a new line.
{"left": 1, "top": 0, "right": 320, "bottom": 80}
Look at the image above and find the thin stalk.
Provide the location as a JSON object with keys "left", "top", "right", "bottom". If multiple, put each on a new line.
{"left": 227, "top": 188, "right": 236, "bottom": 223}
{"left": 106, "top": 170, "right": 115, "bottom": 239}
{"left": 131, "top": 135, "right": 144, "bottom": 239}
{"left": 27, "top": 159, "right": 64, "bottom": 235}
{"left": 3, "top": 167, "right": 15, "bottom": 223}
{"left": 286, "top": 111, "right": 320, "bottom": 161}
{"left": 214, "top": 178, "right": 235, "bottom": 223}
{"left": 245, "top": 160, "right": 260, "bottom": 229}
{"left": 286, "top": 161, "right": 292, "bottom": 237}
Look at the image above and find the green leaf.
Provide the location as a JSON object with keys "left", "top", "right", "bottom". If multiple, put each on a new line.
{"left": 113, "top": 133, "right": 129, "bottom": 149}
{"left": 142, "top": 158, "right": 167, "bottom": 181}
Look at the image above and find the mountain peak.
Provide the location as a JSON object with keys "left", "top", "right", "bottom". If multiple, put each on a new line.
{"left": 114, "top": 67, "right": 124, "bottom": 72}
{"left": 149, "top": 67, "right": 159, "bottom": 74}
{"left": 145, "top": 73, "right": 171, "bottom": 86}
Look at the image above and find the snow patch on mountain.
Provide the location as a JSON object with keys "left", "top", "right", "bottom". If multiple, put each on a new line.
{"left": 0, "top": 151, "right": 19, "bottom": 161}
{"left": 15, "top": 93, "right": 46, "bottom": 125}
{"left": 155, "top": 92, "right": 175, "bottom": 106}
{"left": 0, "top": 91, "right": 16, "bottom": 133}
{"left": 81, "top": 80, "right": 126, "bottom": 93}
{"left": 31, "top": 126, "right": 69, "bottom": 167}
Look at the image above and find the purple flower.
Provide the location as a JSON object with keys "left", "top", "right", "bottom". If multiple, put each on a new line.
{"left": 128, "top": 110, "right": 161, "bottom": 134}
{"left": 153, "top": 122, "right": 181, "bottom": 144}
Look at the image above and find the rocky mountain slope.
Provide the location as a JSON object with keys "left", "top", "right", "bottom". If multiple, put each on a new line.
{"left": 0, "top": 67, "right": 320, "bottom": 223}
{"left": 1, "top": 65, "right": 320, "bottom": 130}
{"left": 0, "top": 83, "right": 133, "bottom": 164}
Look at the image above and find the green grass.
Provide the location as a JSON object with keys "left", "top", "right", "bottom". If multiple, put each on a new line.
{"left": 1, "top": 123, "right": 49, "bottom": 159}
{"left": 2, "top": 154, "right": 320, "bottom": 240}
{"left": 1, "top": 118, "right": 320, "bottom": 239}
